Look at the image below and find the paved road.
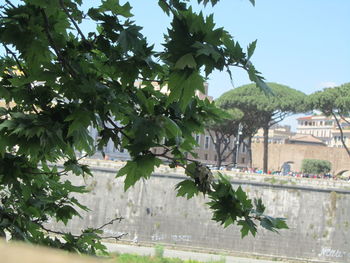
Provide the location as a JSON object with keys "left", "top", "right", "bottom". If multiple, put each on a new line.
{"left": 104, "top": 243, "right": 286, "bottom": 263}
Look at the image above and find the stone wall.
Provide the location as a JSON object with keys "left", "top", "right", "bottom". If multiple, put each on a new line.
{"left": 48, "top": 164, "right": 350, "bottom": 263}
{"left": 252, "top": 143, "right": 350, "bottom": 174}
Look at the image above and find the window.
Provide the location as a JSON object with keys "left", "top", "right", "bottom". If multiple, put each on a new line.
{"left": 205, "top": 136, "right": 210, "bottom": 149}
{"left": 241, "top": 157, "right": 245, "bottom": 163}
{"left": 242, "top": 144, "right": 247, "bottom": 153}
{"left": 195, "top": 134, "right": 200, "bottom": 144}
{"left": 214, "top": 155, "right": 217, "bottom": 161}
{"left": 204, "top": 153, "right": 208, "bottom": 160}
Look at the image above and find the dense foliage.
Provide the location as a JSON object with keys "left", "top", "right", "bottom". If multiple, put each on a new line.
{"left": 0, "top": 0, "right": 287, "bottom": 254}
{"left": 301, "top": 159, "right": 331, "bottom": 175}
{"left": 216, "top": 82, "right": 306, "bottom": 172}
{"left": 309, "top": 83, "right": 350, "bottom": 156}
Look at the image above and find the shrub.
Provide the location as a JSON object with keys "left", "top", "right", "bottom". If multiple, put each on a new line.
{"left": 154, "top": 244, "right": 164, "bottom": 258}
{"left": 301, "top": 159, "right": 331, "bottom": 174}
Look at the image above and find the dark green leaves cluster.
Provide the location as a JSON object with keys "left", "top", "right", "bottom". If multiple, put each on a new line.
{"left": 176, "top": 168, "right": 288, "bottom": 237}
{"left": 309, "top": 83, "right": 350, "bottom": 155}
{"left": 0, "top": 0, "right": 286, "bottom": 253}
{"left": 0, "top": 154, "right": 106, "bottom": 254}
{"left": 216, "top": 82, "right": 306, "bottom": 117}
{"left": 309, "top": 83, "right": 350, "bottom": 116}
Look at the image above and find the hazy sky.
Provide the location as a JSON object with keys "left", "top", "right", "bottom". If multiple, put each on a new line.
{"left": 128, "top": 0, "right": 350, "bottom": 129}
{"left": 129, "top": 0, "right": 350, "bottom": 97}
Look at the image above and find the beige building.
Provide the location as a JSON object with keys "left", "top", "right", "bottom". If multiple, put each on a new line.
{"left": 296, "top": 115, "right": 350, "bottom": 148}
{"left": 252, "top": 125, "right": 295, "bottom": 144}
{"left": 296, "top": 115, "right": 334, "bottom": 145}
{"left": 287, "top": 134, "right": 326, "bottom": 146}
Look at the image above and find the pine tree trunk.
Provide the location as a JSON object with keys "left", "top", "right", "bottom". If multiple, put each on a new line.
{"left": 247, "top": 137, "right": 252, "bottom": 168}
{"left": 263, "top": 126, "right": 269, "bottom": 173}
{"left": 216, "top": 143, "right": 222, "bottom": 167}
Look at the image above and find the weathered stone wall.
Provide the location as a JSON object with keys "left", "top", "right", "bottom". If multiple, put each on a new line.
{"left": 48, "top": 164, "right": 350, "bottom": 263}
{"left": 252, "top": 143, "right": 350, "bottom": 174}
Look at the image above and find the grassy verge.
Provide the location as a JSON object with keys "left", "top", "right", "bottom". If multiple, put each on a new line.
{"left": 110, "top": 253, "right": 226, "bottom": 263}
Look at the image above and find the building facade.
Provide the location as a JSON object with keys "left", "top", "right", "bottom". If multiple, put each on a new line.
{"left": 296, "top": 115, "right": 334, "bottom": 146}
{"left": 296, "top": 115, "right": 350, "bottom": 148}
{"left": 252, "top": 125, "right": 295, "bottom": 144}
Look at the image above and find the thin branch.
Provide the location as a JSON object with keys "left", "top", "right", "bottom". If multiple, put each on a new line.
{"left": 77, "top": 153, "right": 88, "bottom": 161}
{"left": 58, "top": 0, "right": 87, "bottom": 42}
{"left": 3, "top": 45, "right": 28, "bottom": 77}
{"left": 41, "top": 225, "right": 67, "bottom": 236}
{"left": 159, "top": 0, "right": 176, "bottom": 16}
{"left": 106, "top": 117, "right": 131, "bottom": 140}
{"left": 332, "top": 112, "right": 350, "bottom": 157}
{"left": 40, "top": 216, "right": 126, "bottom": 240}
{"left": 101, "top": 233, "right": 128, "bottom": 240}
{"left": 29, "top": 170, "right": 69, "bottom": 176}
{"left": 41, "top": 9, "right": 78, "bottom": 78}
{"left": 96, "top": 217, "right": 123, "bottom": 230}
{"left": 5, "top": 0, "right": 15, "bottom": 8}
{"left": 339, "top": 114, "right": 350, "bottom": 126}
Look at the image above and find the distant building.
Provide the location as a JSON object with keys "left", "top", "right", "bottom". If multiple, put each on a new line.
{"left": 296, "top": 115, "right": 350, "bottom": 148}
{"left": 296, "top": 115, "right": 334, "bottom": 146}
{"left": 252, "top": 124, "right": 295, "bottom": 144}
{"left": 287, "top": 134, "right": 326, "bottom": 146}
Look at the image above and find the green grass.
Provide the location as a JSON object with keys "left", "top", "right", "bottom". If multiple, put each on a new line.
{"left": 111, "top": 253, "right": 226, "bottom": 263}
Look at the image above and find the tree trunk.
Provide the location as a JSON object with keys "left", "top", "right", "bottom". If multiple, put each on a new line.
{"left": 247, "top": 137, "right": 252, "bottom": 168}
{"left": 215, "top": 143, "right": 222, "bottom": 167}
{"left": 263, "top": 125, "right": 269, "bottom": 173}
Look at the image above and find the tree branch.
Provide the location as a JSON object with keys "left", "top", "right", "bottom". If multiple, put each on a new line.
{"left": 96, "top": 217, "right": 123, "bottom": 230}
{"left": 41, "top": 9, "right": 78, "bottom": 78}
{"left": 106, "top": 117, "right": 132, "bottom": 141}
{"left": 339, "top": 114, "right": 350, "bottom": 126}
{"left": 40, "top": 216, "right": 126, "bottom": 240}
{"left": 3, "top": 44, "right": 28, "bottom": 77}
{"left": 332, "top": 112, "right": 350, "bottom": 157}
{"left": 58, "top": 0, "right": 87, "bottom": 42}
{"left": 159, "top": 0, "right": 176, "bottom": 16}
{"left": 5, "top": 0, "right": 15, "bottom": 8}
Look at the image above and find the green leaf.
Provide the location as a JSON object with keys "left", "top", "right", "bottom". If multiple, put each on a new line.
{"left": 118, "top": 25, "right": 143, "bottom": 52}
{"left": 247, "top": 39, "right": 257, "bottom": 60}
{"left": 56, "top": 205, "right": 79, "bottom": 225}
{"left": 249, "top": 0, "right": 255, "bottom": 6}
{"left": 185, "top": 162, "right": 197, "bottom": 178}
{"left": 235, "top": 186, "right": 252, "bottom": 209}
{"left": 175, "top": 53, "right": 197, "bottom": 69}
{"left": 274, "top": 218, "right": 289, "bottom": 230}
{"left": 158, "top": 0, "right": 170, "bottom": 15}
{"left": 176, "top": 179, "right": 199, "bottom": 199}
{"left": 253, "top": 198, "right": 265, "bottom": 215}
{"left": 100, "top": 0, "right": 132, "bottom": 17}
{"left": 163, "top": 116, "right": 182, "bottom": 138}
{"left": 168, "top": 71, "right": 204, "bottom": 111}
{"left": 117, "top": 155, "right": 162, "bottom": 190}
{"left": 223, "top": 217, "right": 233, "bottom": 228}
{"left": 238, "top": 219, "right": 257, "bottom": 238}
{"left": 65, "top": 109, "right": 92, "bottom": 137}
